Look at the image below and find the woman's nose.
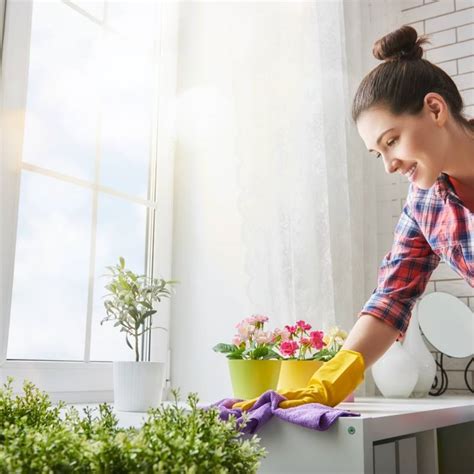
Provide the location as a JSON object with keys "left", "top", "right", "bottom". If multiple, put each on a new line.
{"left": 383, "top": 157, "right": 401, "bottom": 174}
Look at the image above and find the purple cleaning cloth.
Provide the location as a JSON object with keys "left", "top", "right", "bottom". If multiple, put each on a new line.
{"left": 211, "top": 390, "right": 360, "bottom": 434}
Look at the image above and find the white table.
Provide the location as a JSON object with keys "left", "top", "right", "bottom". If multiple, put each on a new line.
{"left": 257, "top": 396, "right": 474, "bottom": 474}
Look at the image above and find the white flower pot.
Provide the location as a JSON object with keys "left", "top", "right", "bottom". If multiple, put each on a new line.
{"left": 371, "top": 341, "right": 418, "bottom": 398}
{"left": 113, "top": 361, "right": 165, "bottom": 412}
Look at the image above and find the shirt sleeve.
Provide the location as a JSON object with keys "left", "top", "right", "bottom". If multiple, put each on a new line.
{"left": 359, "top": 195, "right": 440, "bottom": 341}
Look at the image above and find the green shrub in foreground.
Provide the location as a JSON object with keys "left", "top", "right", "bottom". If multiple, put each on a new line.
{"left": 0, "top": 379, "right": 266, "bottom": 473}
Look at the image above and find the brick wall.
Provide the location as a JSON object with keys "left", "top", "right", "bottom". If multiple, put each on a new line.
{"left": 374, "top": 0, "right": 473, "bottom": 395}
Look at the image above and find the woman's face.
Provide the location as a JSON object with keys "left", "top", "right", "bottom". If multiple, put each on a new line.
{"left": 356, "top": 94, "right": 449, "bottom": 190}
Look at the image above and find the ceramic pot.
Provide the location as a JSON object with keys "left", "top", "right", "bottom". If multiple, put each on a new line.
{"left": 277, "top": 359, "right": 323, "bottom": 390}
{"left": 113, "top": 361, "right": 165, "bottom": 412}
{"left": 371, "top": 341, "right": 419, "bottom": 398}
{"left": 228, "top": 359, "right": 281, "bottom": 399}
{"left": 402, "top": 304, "right": 437, "bottom": 397}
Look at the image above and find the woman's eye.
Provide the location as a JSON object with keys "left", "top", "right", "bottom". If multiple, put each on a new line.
{"left": 375, "top": 139, "right": 397, "bottom": 159}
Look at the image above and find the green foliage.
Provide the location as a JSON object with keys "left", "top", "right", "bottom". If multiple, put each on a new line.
{"left": 102, "top": 257, "right": 180, "bottom": 361}
{"left": 0, "top": 379, "right": 266, "bottom": 473}
{"left": 311, "top": 348, "right": 339, "bottom": 362}
{"left": 212, "top": 343, "right": 280, "bottom": 360}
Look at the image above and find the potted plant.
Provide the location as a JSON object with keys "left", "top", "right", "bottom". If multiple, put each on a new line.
{"left": 102, "top": 257, "right": 179, "bottom": 411}
{"left": 213, "top": 314, "right": 282, "bottom": 399}
{"left": 275, "top": 322, "right": 350, "bottom": 396}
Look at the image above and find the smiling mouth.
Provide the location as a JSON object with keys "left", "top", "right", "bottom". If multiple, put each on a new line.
{"left": 403, "top": 164, "right": 417, "bottom": 180}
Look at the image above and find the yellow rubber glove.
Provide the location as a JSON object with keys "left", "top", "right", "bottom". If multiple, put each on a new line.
{"left": 232, "top": 349, "right": 365, "bottom": 411}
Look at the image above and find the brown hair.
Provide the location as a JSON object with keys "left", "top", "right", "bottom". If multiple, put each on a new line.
{"left": 351, "top": 25, "right": 474, "bottom": 133}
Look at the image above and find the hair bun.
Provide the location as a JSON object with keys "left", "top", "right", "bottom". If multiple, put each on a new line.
{"left": 373, "top": 25, "right": 430, "bottom": 62}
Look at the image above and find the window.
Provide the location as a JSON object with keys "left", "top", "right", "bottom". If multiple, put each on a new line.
{"left": 0, "top": 0, "right": 177, "bottom": 400}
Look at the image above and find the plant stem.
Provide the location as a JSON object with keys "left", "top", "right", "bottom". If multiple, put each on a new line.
{"left": 135, "top": 332, "right": 139, "bottom": 362}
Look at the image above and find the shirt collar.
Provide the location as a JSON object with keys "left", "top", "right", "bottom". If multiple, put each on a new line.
{"left": 435, "top": 173, "right": 457, "bottom": 202}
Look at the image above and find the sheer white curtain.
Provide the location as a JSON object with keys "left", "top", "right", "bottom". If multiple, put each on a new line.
{"left": 231, "top": 0, "right": 400, "bottom": 334}
{"left": 171, "top": 0, "right": 401, "bottom": 400}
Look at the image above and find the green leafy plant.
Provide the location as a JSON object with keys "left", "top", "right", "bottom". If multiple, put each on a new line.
{"left": 102, "top": 257, "right": 179, "bottom": 361}
{"left": 0, "top": 378, "right": 266, "bottom": 473}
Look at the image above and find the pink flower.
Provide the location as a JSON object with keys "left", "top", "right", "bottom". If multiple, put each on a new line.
{"left": 272, "top": 328, "right": 291, "bottom": 343}
{"left": 254, "top": 330, "right": 273, "bottom": 345}
{"left": 285, "top": 325, "right": 298, "bottom": 335}
{"left": 252, "top": 314, "right": 269, "bottom": 323}
{"left": 236, "top": 323, "right": 250, "bottom": 339}
{"left": 300, "top": 337, "right": 311, "bottom": 346}
{"left": 310, "top": 330, "right": 324, "bottom": 350}
{"left": 296, "top": 320, "right": 312, "bottom": 331}
{"left": 280, "top": 340, "right": 299, "bottom": 357}
{"left": 232, "top": 335, "right": 243, "bottom": 346}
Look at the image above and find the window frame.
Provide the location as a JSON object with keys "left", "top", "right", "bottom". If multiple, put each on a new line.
{"left": 0, "top": 0, "right": 178, "bottom": 402}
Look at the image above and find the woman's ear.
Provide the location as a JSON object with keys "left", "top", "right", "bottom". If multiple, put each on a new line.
{"left": 424, "top": 92, "right": 448, "bottom": 127}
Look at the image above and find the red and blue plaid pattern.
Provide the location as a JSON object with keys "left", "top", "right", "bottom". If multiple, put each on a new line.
{"left": 359, "top": 173, "right": 473, "bottom": 340}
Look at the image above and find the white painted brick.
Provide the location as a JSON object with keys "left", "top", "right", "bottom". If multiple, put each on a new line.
{"left": 425, "top": 28, "right": 457, "bottom": 49}
{"left": 426, "top": 8, "right": 474, "bottom": 33}
{"left": 390, "top": 199, "right": 400, "bottom": 216}
{"left": 377, "top": 207, "right": 395, "bottom": 233}
{"left": 401, "top": 0, "right": 425, "bottom": 10}
{"left": 399, "top": 198, "right": 405, "bottom": 212}
{"left": 437, "top": 58, "right": 458, "bottom": 74}
{"left": 445, "top": 370, "right": 473, "bottom": 389}
{"left": 464, "top": 104, "right": 474, "bottom": 115}
{"left": 422, "top": 281, "right": 436, "bottom": 295}
{"left": 398, "top": 180, "right": 410, "bottom": 197}
{"left": 461, "top": 87, "right": 474, "bottom": 104}
{"left": 439, "top": 354, "right": 471, "bottom": 370}
{"left": 452, "top": 71, "right": 474, "bottom": 89}
{"left": 376, "top": 183, "right": 399, "bottom": 200}
{"left": 455, "top": 0, "right": 474, "bottom": 11}
{"left": 408, "top": 20, "right": 425, "bottom": 34}
{"left": 457, "top": 22, "right": 474, "bottom": 40}
{"left": 435, "top": 278, "right": 474, "bottom": 296}
{"left": 446, "top": 388, "right": 473, "bottom": 394}
{"left": 426, "top": 39, "right": 474, "bottom": 62}
{"left": 458, "top": 54, "right": 474, "bottom": 73}
{"left": 430, "top": 261, "right": 461, "bottom": 279}
{"left": 403, "top": 0, "right": 455, "bottom": 24}
{"left": 391, "top": 215, "right": 400, "bottom": 230}
{"left": 377, "top": 212, "right": 394, "bottom": 233}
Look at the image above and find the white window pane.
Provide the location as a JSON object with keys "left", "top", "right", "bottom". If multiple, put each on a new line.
{"left": 68, "top": 1, "right": 105, "bottom": 22}
{"left": 8, "top": 171, "right": 92, "bottom": 360}
{"left": 98, "top": 33, "right": 154, "bottom": 198}
{"left": 22, "top": 1, "right": 101, "bottom": 181}
{"left": 106, "top": 1, "right": 158, "bottom": 43}
{"left": 90, "top": 194, "right": 147, "bottom": 361}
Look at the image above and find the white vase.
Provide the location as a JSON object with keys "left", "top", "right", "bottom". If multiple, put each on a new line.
{"left": 402, "top": 304, "right": 437, "bottom": 398}
{"left": 113, "top": 361, "right": 165, "bottom": 412}
{"left": 372, "top": 341, "right": 419, "bottom": 398}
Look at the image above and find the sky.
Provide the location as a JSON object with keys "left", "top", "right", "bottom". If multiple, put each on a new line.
{"left": 8, "top": 0, "right": 159, "bottom": 361}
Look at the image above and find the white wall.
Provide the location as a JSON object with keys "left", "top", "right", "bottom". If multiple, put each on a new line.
{"left": 375, "top": 0, "right": 474, "bottom": 394}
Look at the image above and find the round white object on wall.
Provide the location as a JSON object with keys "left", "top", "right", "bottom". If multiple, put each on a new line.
{"left": 418, "top": 291, "right": 474, "bottom": 358}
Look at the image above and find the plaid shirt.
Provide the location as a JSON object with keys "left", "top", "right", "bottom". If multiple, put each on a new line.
{"left": 360, "top": 173, "right": 473, "bottom": 340}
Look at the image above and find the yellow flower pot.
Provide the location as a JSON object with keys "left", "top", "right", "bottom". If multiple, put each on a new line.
{"left": 277, "top": 359, "right": 323, "bottom": 390}
{"left": 228, "top": 359, "right": 282, "bottom": 400}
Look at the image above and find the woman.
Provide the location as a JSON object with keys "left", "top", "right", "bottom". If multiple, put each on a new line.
{"left": 234, "top": 25, "right": 474, "bottom": 410}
